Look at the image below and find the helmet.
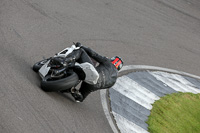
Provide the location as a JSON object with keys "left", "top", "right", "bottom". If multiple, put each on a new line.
{"left": 111, "top": 56, "right": 123, "bottom": 71}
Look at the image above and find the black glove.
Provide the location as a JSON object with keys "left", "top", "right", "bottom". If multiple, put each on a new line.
{"left": 65, "top": 57, "right": 72, "bottom": 63}
{"left": 64, "top": 56, "right": 76, "bottom": 68}
{"left": 52, "top": 57, "right": 65, "bottom": 65}
{"left": 75, "top": 42, "right": 82, "bottom": 48}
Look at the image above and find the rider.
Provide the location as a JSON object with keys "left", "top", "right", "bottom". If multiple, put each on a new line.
{"left": 63, "top": 42, "right": 123, "bottom": 102}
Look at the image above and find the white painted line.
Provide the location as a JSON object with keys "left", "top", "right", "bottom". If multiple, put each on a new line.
{"left": 113, "top": 76, "right": 160, "bottom": 110}
{"left": 159, "top": 72, "right": 200, "bottom": 93}
{"left": 150, "top": 71, "right": 200, "bottom": 93}
{"left": 112, "top": 112, "right": 149, "bottom": 133}
{"left": 112, "top": 80, "right": 153, "bottom": 110}
{"left": 118, "top": 76, "right": 160, "bottom": 101}
{"left": 116, "top": 80, "right": 156, "bottom": 104}
{"left": 149, "top": 72, "right": 188, "bottom": 92}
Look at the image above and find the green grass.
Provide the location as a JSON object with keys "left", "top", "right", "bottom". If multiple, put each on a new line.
{"left": 146, "top": 92, "right": 200, "bottom": 133}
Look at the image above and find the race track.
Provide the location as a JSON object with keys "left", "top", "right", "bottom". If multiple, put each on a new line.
{"left": 0, "top": 0, "right": 200, "bottom": 132}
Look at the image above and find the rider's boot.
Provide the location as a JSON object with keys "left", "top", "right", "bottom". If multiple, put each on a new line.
{"left": 71, "top": 88, "right": 84, "bottom": 102}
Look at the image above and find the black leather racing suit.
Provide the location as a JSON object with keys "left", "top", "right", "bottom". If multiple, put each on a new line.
{"left": 65, "top": 46, "right": 118, "bottom": 100}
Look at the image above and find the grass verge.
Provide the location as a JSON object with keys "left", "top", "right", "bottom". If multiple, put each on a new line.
{"left": 146, "top": 92, "right": 200, "bottom": 133}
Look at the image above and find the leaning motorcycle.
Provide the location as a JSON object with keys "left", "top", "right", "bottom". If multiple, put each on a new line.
{"left": 33, "top": 45, "right": 80, "bottom": 92}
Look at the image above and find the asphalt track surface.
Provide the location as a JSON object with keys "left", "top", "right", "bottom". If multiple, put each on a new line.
{"left": 0, "top": 0, "right": 200, "bottom": 133}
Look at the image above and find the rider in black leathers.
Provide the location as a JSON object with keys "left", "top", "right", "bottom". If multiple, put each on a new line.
{"left": 63, "top": 43, "right": 123, "bottom": 102}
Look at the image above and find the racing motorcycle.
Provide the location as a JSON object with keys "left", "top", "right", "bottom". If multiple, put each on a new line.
{"left": 33, "top": 44, "right": 81, "bottom": 92}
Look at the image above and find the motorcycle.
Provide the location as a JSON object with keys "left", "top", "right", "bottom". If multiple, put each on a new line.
{"left": 33, "top": 44, "right": 81, "bottom": 92}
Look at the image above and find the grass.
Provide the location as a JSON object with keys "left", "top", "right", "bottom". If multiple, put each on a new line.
{"left": 146, "top": 92, "right": 200, "bottom": 133}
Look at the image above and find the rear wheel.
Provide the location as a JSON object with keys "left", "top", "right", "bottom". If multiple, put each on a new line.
{"left": 41, "top": 71, "right": 79, "bottom": 92}
{"left": 33, "top": 59, "right": 49, "bottom": 72}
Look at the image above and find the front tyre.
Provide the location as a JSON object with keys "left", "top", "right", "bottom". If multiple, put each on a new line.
{"left": 41, "top": 72, "right": 79, "bottom": 92}
{"left": 33, "top": 59, "right": 49, "bottom": 72}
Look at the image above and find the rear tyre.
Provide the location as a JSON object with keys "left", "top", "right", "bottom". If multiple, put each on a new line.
{"left": 33, "top": 59, "right": 49, "bottom": 72}
{"left": 41, "top": 71, "right": 79, "bottom": 92}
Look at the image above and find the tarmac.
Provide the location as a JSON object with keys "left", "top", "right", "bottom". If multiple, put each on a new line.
{"left": 101, "top": 65, "right": 200, "bottom": 133}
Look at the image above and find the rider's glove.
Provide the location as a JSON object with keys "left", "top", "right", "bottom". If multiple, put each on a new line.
{"left": 64, "top": 56, "right": 76, "bottom": 67}
{"left": 65, "top": 57, "right": 72, "bottom": 63}
{"left": 75, "top": 42, "right": 82, "bottom": 48}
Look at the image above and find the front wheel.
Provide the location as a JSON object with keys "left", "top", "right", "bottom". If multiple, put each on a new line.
{"left": 33, "top": 59, "right": 49, "bottom": 72}
{"left": 41, "top": 71, "right": 79, "bottom": 92}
